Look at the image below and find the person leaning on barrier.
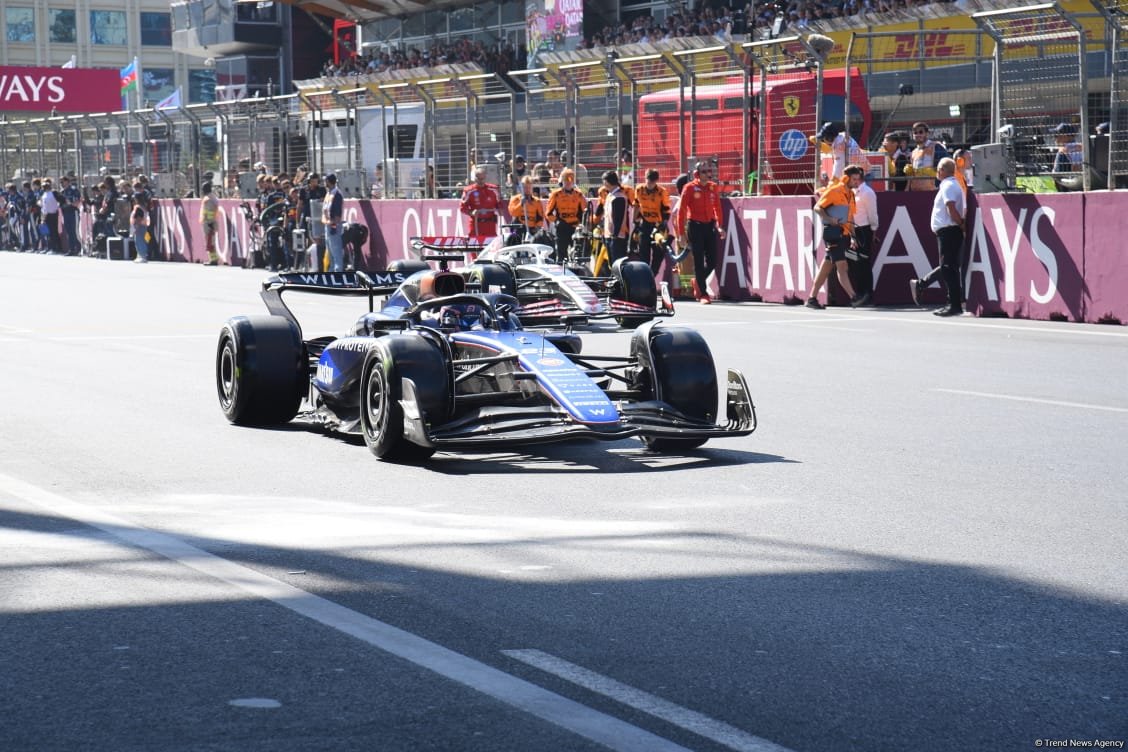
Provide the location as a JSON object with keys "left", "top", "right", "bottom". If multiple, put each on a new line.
{"left": 910, "top": 158, "right": 966, "bottom": 318}
{"left": 805, "top": 164, "right": 867, "bottom": 310}
{"left": 905, "top": 122, "right": 948, "bottom": 192}
{"left": 1050, "top": 122, "right": 1083, "bottom": 174}
{"left": 675, "top": 161, "right": 724, "bottom": 304}
{"left": 508, "top": 175, "right": 546, "bottom": 240}
{"left": 633, "top": 168, "right": 672, "bottom": 275}
{"left": 545, "top": 168, "right": 586, "bottom": 264}
{"left": 882, "top": 131, "right": 910, "bottom": 191}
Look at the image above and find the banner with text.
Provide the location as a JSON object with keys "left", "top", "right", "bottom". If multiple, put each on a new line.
{"left": 0, "top": 66, "right": 121, "bottom": 113}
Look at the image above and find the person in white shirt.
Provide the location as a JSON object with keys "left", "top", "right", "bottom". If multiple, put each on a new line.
{"left": 911, "top": 158, "right": 966, "bottom": 317}
{"left": 812, "top": 122, "right": 865, "bottom": 181}
{"left": 39, "top": 179, "right": 61, "bottom": 254}
{"left": 849, "top": 175, "right": 879, "bottom": 303}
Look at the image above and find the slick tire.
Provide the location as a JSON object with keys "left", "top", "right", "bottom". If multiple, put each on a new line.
{"left": 613, "top": 258, "right": 657, "bottom": 329}
{"left": 632, "top": 324, "right": 717, "bottom": 452}
{"left": 470, "top": 263, "right": 517, "bottom": 297}
{"left": 217, "top": 316, "right": 306, "bottom": 426}
{"left": 359, "top": 335, "right": 451, "bottom": 462}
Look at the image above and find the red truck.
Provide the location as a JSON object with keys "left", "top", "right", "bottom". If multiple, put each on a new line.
{"left": 635, "top": 68, "right": 872, "bottom": 194}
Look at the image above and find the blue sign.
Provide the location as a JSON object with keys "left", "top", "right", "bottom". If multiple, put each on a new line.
{"left": 779, "top": 129, "right": 809, "bottom": 161}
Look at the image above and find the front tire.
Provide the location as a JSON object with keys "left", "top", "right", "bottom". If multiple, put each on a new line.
{"left": 359, "top": 336, "right": 451, "bottom": 461}
{"left": 633, "top": 324, "right": 718, "bottom": 451}
{"left": 216, "top": 316, "right": 306, "bottom": 426}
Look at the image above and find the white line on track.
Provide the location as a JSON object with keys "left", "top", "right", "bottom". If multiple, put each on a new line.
{"left": 502, "top": 649, "right": 796, "bottom": 752}
{"left": 690, "top": 312, "right": 1128, "bottom": 338}
{"left": 0, "top": 472, "right": 691, "bottom": 752}
{"left": 934, "top": 388, "right": 1128, "bottom": 414}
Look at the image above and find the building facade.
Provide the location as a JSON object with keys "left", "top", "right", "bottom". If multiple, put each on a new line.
{"left": 0, "top": 0, "right": 214, "bottom": 107}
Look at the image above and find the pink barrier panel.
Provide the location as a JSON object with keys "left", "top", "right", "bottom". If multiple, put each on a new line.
{"left": 1081, "top": 192, "right": 1128, "bottom": 323}
{"left": 155, "top": 193, "right": 1119, "bottom": 324}
{"left": 962, "top": 193, "right": 1086, "bottom": 322}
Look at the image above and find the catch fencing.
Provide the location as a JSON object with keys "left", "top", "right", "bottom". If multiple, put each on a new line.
{"left": 2, "top": 4, "right": 1127, "bottom": 196}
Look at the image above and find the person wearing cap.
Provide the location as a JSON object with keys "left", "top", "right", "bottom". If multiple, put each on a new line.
{"left": 459, "top": 166, "right": 501, "bottom": 238}
{"left": 904, "top": 122, "right": 948, "bottom": 191}
{"left": 675, "top": 161, "right": 725, "bottom": 304}
{"left": 321, "top": 173, "right": 346, "bottom": 272}
{"left": 633, "top": 168, "right": 672, "bottom": 275}
{"left": 546, "top": 167, "right": 586, "bottom": 263}
{"left": 1050, "top": 122, "right": 1082, "bottom": 173}
{"left": 811, "top": 122, "right": 864, "bottom": 181}
{"left": 59, "top": 174, "right": 82, "bottom": 255}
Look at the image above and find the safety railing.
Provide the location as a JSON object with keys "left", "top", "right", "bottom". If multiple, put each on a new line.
{"left": 3, "top": 7, "right": 1127, "bottom": 198}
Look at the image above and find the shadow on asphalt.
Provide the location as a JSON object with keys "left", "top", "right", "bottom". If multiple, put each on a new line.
{"left": 1, "top": 505, "right": 1124, "bottom": 752}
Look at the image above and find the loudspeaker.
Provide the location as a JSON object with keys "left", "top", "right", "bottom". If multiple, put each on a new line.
{"left": 970, "top": 143, "right": 1009, "bottom": 193}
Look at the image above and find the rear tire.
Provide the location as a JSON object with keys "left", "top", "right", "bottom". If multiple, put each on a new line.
{"left": 633, "top": 325, "right": 717, "bottom": 451}
{"left": 359, "top": 336, "right": 451, "bottom": 461}
{"left": 388, "top": 258, "right": 431, "bottom": 276}
{"left": 468, "top": 262, "right": 517, "bottom": 297}
{"left": 614, "top": 259, "right": 658, "bottom": 329}
{"left": 216, "top": 316, "right": 306, "bottom": 426}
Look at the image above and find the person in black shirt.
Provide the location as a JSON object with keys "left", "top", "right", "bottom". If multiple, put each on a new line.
{"left": 299, "top": 174, "right": 326, "bottom": 271}
{"left": 60, "top": 176, "right": 82, "bottom": 255}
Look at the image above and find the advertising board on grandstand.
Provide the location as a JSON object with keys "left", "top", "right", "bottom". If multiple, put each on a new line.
{"left": 526, "top": 0, "right": 583, "bottom": 67}
{"left": 0, "top": 65, "right": 120, "bottom": 113}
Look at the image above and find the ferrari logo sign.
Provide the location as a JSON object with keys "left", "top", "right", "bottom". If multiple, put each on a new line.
{"left": 783, "top": 96, "right": 801, "bottom": 117}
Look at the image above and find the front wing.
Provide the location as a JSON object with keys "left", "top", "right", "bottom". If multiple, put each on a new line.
{"left": 403, "top": 370, "right": 756, "bottom": 450}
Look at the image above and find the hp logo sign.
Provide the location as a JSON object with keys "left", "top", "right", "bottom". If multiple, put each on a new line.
{"left": 779, "top": 129, "right": 809, "bottom": 161}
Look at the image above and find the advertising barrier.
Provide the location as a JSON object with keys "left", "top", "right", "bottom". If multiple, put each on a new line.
{"left": 0, "top": 66, "right": 121, "bottom": 113}
{"left": 157, "top": 192, "right": 1122, "bottom": 325}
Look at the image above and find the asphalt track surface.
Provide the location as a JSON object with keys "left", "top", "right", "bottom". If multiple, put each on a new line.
{"left": 1, "top": 252, "right": 1125, "bottom": 752}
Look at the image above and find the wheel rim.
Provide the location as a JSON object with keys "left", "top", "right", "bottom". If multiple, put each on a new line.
{"left": 218, "top": 338, "right": 237, "bottom": 410}
{"left": 363, "top": 360, "right": 388, "bottom": 441}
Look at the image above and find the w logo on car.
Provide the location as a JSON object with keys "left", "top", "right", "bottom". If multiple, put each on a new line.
{"left": 779, "top": 129, "right": 809, "bottom": 161}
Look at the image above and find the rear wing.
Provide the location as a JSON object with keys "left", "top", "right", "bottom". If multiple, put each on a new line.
{"left": 409, "top": 236, "right": 492, "bottom": 267}
{"left": 260, "top": 270, "right": 408, "bottom": 331}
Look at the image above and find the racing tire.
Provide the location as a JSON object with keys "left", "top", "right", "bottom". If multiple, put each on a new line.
{"left": 468, "top": 263, "right": 517, "bottom": 297}
{"left": 388, "top": 258, "right": 431, "bottom": 276}
{"left": 359, "top": 335, "right": 451, "bottom": 462}
{"left": 632, "top": 324, "right": 717, "bottom": 452}
{"left": 613, "top": 258, "right": 658, "bottom": 329}
{"left": 217, "top": 316, "right": 306, "bottom": 426}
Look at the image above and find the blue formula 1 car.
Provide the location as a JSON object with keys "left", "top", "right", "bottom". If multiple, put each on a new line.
{"left": 216, "top": 269, "right": 756, "bottom": 461}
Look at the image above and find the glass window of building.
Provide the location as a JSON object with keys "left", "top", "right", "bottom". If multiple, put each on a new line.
{"left": 90, "top": 10, "right": 127, "bottom": 45}
{"left": 449, "top": 6, "right": 477, "bottom": 34}
{"left": 140, "top": 12, "right": 171, "bottom": 46}
{"left": 189, "top": 69, "right": 216, "bottom": 104}
{"left": 6, "top": 7, "right": 35, "bottom": 43}
{"left": 48, "top": 9, "right": 76, "bottom": 43}
{"left": 143, "top": 68, "right": 176, "bottom": 106}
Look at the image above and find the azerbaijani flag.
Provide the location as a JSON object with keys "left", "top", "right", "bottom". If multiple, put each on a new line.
{"left": 120, "top": 58, "right": 138, "bottom": 107}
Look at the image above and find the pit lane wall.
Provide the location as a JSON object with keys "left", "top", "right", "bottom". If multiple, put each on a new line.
{"left": 156, "top": 193, "right": 1124, "bottom": 324}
